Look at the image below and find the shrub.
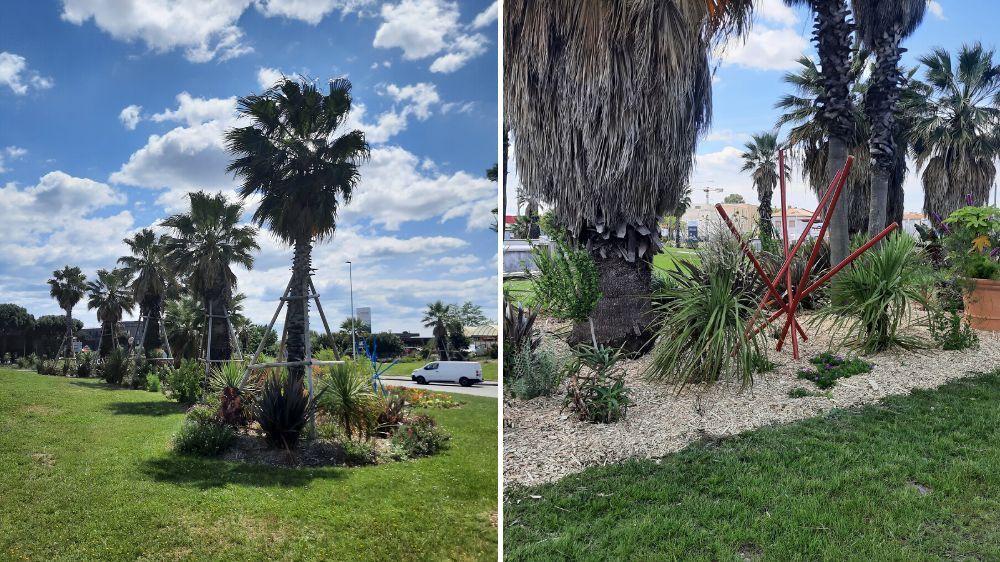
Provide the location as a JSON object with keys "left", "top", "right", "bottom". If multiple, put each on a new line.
{"left": 2, "top": 353, "right": 10, "bottom": 364}
{"left": 318, "top": 363, "right": 376, "bottom": 441}
{"left": 209, "top": 361, "right": 255, "bottom": 426}
{"left": 165, "top": 359, "right": 203, "bottom": 404}
{"left": 391, "top": 414, "right": 450, "bottom": 458}
{"left": 16, "top": 355, "right": 32, "bottom": 369}
{"left": 508, "top": 345, "right": 561, "bottom": 400}
{"left": 930, "top": 310, "right": 979, "bottom": 351}
{"left": 502, "top": 300, "right": 541, "bottom": 380}
{"left": 145, "top": 373, "right": 161, "bottom": 392}
{"left": 529, "top": 239, "right": 602, "bottom": 343}
{"left": 76, "top": 352, "right": 95, "bottom": 378}
{"left": 172, "top": 407, "right": 235, "bottom": 457}
{"left": 797, "top": 352, "right": 873, "bottom": 389}
{"left": 647, "top": 258, "right": 766, "bottom": 390}
{"left": 102, "top": 348, "right": 130, "bottom": 385}
{"left": 815, "top": 233, "right": 930, "bottom": 353}
{"left": 254, "top": 372, "right": 318, "bottom": 451}
{"left": 342, "top": 440, "right": 377, "bottom": 465}
{"left": 563, "top": 345, "right": 631, "bottom": 423}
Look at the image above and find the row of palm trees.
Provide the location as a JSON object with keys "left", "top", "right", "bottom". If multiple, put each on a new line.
{"left": 740, "top": 42, "right": 1000, "bottom": 238}
{"left": 45, "top": 77, "right": 371, "bottom": 385}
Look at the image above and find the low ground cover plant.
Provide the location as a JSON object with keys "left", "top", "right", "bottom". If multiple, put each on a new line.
{"left": 797, "top": 352, "right": 874, "bottom": 389}
{"left": 172, "top": 403, "right": 236, "bottom": 456}
{"left": 393, "top": 387, "right": 463, "bottom": 409}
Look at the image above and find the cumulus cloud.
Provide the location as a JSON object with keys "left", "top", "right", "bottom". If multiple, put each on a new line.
{"left": 0, "top": 146, "right": 27, "bottom": 173}
{"left": 256, "top": 66, "right": 284, "bottom": 89}
{"left": 373, "top": 0, "right": 490, "bottom": 73}
{"left": 384, "top": 82, "right": 439, "bottom": 120}
{"left": 756, "top": 0, "right": 799, "bottom": 26}
{"left": 927, "top": 0, "right": 945, "bottom": 20}
{"left": 150, "top": 92, "right": 237, "bottom": 126}
{"left": 0, "top": 52, "right": 54, "bottom": 95}
{"left": 119, "top": 104, "right": 142, "bottom": 129}
{"left": 718, "top": 26, "right": 810, "bottom": 71}
{"left": 253, "top": 0, "right": 373, "bottom": 24}
{"left": 471, "top": 1, "right": 497, "bottom": 29}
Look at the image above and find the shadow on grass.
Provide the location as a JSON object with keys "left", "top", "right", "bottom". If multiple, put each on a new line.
{"left": 141, "top": 454, "right": 347, "bottom": 490}
{"left": 106, "top": 401, "right": 185, "bottom": 417}
{"left": 67, "top": 380, "right": 127, "bottom": 392}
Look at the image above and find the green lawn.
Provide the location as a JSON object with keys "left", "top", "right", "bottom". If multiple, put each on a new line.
{"left": 506, "top": 371, "right": 1000, "bottom": 560}
{"left": 383, "top": 359, "right": 498, "bottom": 381}
{"left": 0, "top": 369, "right": 497, "bottom": 560}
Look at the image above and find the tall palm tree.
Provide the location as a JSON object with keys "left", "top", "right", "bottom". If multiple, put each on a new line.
{"left": 783, "top": 0, "right": 856, "bottom": 265}
{"left": 422, "top": 301, "right": 453, "bottom": 361}
{"left": 739, "top": 132, "right": 787, "bottom": 239}
{"left": 673, "top": 187, "right": 693, "bottom": 248}
{"left": 906, "top": 43, "right": 1000, "bottom": 219}
{"left": 164, "top": 293, "right": 204, "bottom": 360}
{"left": 117, "top": 229, "right": 170, "bottom": 351}
{"left": 161, "top": 191, "right": 258, "bottom": 366}
{"left": 226, "top": 77, "right": 369, "bottom": 382}
{"left": 851, "top": 0, "right": 926, "bottom": 235}
{"left": 504, "top": 0, "right": 754, "bottom": 349}
{"left": 86, "top": 269, "right": 134, "bottom": 357}
{"left": 47, "top": 265, "right": 87, "bottom": 359}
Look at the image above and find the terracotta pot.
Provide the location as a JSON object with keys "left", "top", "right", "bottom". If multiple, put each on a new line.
{"left": 963, "top": 277, "right": 1000, "bottom": 331}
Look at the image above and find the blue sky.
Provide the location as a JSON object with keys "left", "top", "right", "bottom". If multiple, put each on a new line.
{"left": 506, "top": 0, "right": 994, "bottom": 216}
{"left": 0, "top": 0, "right": 499, "bottom": 335}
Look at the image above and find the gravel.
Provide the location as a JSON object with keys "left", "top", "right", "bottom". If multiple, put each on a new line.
{"left": 503, "top": 314, "right": 1000, "bottom": 488}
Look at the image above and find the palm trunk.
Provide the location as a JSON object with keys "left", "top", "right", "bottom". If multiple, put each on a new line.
{"left": 99, "top": 320, "right": 112, "bottom": 357}
{"left": 64, "top": 308, "right": 75, "bottom": 358}
{"left": 866, "top": 28, "right": 904, "bottom": 237}
{"left": 144, "top": 296, "right": 163, "bottom": 351}
{"left": 759, "top": 182, "right": 774, "bottom": 239}
{"left": 205, "top": 293, "right": 232, "bottom": 365}
{"left": 675, "top": 216, "right": 682, "bottom": 247}
{"left": 502, "top": 122, "right": 509, "bottom": 233}
{"left": 569, "top": 250, "right": 653, "bottom": 352}
{"left": 285, "top": 235, "right": 313, "bottom": 381}
{"left": 827, "top": 136, "right": 851, "bottom": 265}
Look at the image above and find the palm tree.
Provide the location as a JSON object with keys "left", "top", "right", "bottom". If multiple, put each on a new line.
{"left": 47, "top": 266, "right": 87, "bottom": 359}
{"left": 161, "top": 191, "right": 258, "bottom": 366}
{"left": 86, "top": 269, "right": 134, "bottom": 357}
{"left": 739, "top": 132, "right": 786, "bottom": 239}
{"left": 117, "top": 229, "right": 170, "bottom": 351}
{"left": 226, "top": 77, "right": 369, "bottom": 382}
{"left": 673, "top": 187, "right": 693, "bottom": 248}
{"left": 906, "top": 43, "right": 1000, "bottom": 219}
{"left": 851, "top": 0, "right": 926, "bottom": 235}
{"left": 504, "top": 0, "right": 753, "bottom": 349}
{"left": 164, "top": 293, "right": 204, "bottom": 360}
{"left": 422, "top": 301, "right": 453, "bottom": 360}
{"left": 783, "top": 0, "right": 857, "bottom": 265}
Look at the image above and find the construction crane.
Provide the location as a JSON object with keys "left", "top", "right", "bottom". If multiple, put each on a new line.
{"left": 701, "top": 186, "right": 723, "bottom": 205}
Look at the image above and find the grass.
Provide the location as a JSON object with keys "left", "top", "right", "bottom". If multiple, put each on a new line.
{"left": 0, "top": 369, "right": 497, "bottom": 560}
{"left": 504, "top": 246, "right": 698, "bottom": 306}
{"left": 382, "top": 359, "right": 497, "bottom": 381}
{"left": 505, "top": 370, "right": 1000, "bottom": 560}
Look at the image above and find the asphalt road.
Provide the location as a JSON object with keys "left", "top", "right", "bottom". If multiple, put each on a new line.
{"left": 380, "top": 376, "right": 498, "bottom": 398}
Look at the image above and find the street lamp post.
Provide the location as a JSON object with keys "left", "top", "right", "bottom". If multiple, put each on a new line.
{"left": 346, "top": 260, "right": 356, "bottom": 360}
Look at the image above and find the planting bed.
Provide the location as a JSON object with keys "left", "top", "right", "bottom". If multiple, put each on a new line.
{"left": 504, "top": 312, "right": 1000, "bottom": 487}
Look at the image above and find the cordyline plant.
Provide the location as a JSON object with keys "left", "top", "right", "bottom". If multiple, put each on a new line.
{"left": 504, "top": 0, "right": 753, "bottom": 350}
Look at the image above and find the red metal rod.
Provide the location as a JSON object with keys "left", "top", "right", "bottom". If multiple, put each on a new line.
{"left": 716, "top": 204, "right": 808, "bottom": 339}
{"left": 799, "top": 222, "right": 899, "bottom": 300}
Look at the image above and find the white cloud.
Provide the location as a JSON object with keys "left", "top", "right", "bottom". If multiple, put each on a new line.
{"left": 373, "top": 0, "right": 490, "bottom": 73}
{"left": 0, "top": 146, "right": 27, "bottom": 173}
{"left": 718, "top": 26, "right": 810, "bottom": 71}
{"left": 150, "top": 92, "right": 237, "bottom": 126}
{"left": 60, "top": 0, "right": 254, "bottom": 62}
{"left": 471, "top": 1, "right": 497, "bottom": 29}
{"left": 119, "top": 104, "right": 143, "bottom": 130}
{"left": 927, "top": 0, "right": 945, "bottom": 20}
{"left": 441, "top": 101, "right": 475, "bottom": 114}
{"left": 756, "top": 0, "right": 798, "bottom": 26}
{"left": 0, "top": 52, "right": 54, "bottom": 95}
{"left": 257, "top": 66, "right": 283, "bottom": 89}
{"left": 704, "top": 129, "right": 749, "bottom": 143}
{"left": 384, "top": 82, "right": 439, "bottom": 119}
{"left": 0, "top": 172, "right": 127, "bottom": 242}
{"left": 344, "top": 145, "right": 497, "bottom": 230}
{"left": 253, "top": 0, "right": 373, "bottom": 24}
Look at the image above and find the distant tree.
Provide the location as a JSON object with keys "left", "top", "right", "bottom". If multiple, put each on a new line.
{"left": 453, "top": 301, "right": 490, "bottom": 326}
{"left": 33, "top": 315, "right": 82, "bottom": 357}
{"left": 339, "top": 317, "right": 371, "bottom": 336}
{"left": 47, "top": 265, "right": 87, "bottom": 358}
{"left": 740, "top": 132, "right": 786, "bottom": 239}
{"left": 164, "top": 294, "right": 203, "bottom": 360}
{"left": 447, "top": 319, "right": 471, "bottom": 360}
{"left": 422, "top": 301, "right": 453, "bottom": 360}
{"left": 372, "top": 331, "right": 404, "bottom": 359}
{"left": 117, "top": 229, "right": 170, "bottom": 350}
{"left": 0, "top": 304, "right": 34, "bottom": 357}
{"left": 86, "top": 269, "right": 135, "bottom": 358}
{"left": 244, "top": 323, "right": 278, "bottom": 357}
{"left": 723, "top": 193, "right": 746, "bottom": 204}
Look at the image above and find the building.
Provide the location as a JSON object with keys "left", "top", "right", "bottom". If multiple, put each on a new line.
{"left": 901, "top": 211, "right": 928, "bottom": 236}
{"left": 77, "top": 320, "right": 143, "bottom": 351}
{"left": 463, "top": 324, "right": 498, "bottom": 355}
{"left": 677, "top": 203, "right": 759, "bottom": 241}
{"left": 356, "top": 307, "right": 372, "bottom": 329}
{"left": 770, "top": 207, "right": 821, "bottom": 241}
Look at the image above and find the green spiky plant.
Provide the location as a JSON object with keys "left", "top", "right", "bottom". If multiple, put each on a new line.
{"left": 318, "top": 362, "right": 376, "bottom": 442}
{"left": 254, "top": 371, "right": 320, "bottom": 453}
{"left": 209, "top": 360, "right": 255, "bottom": 426}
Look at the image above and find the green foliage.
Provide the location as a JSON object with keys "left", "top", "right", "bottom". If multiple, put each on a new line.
{"left": 797, "top": 352, "right": 874, "bottom": 390}
{"left": 390, "top": 414, "right": 451, "bottom": 458}
{"left": 102, "top": 348, "right": 130, "bottom": 385}
{"left": 940, "top": 205, "right": 1000, "bottom": 280}
{"left": 145, "top": 373, "right": 161, "bottom": 392}
{"left": 816, "top": 233, "right": 930, "bottom": 353}
{"left": 647, "top": 258, "right": 765, "bottom": 390}
{"left": 502, "top": 300, "right": 540, "bottom": 379}
{"left": 508, "top": 345, "right": 562, "bottom": 400}
{"left": 374, "top": 392, "right": 408, "bottom": 437}
{"left": 563, "top": 345, "right": 631, "bottom": 423}
{"left": 172, "top": 406, "right": 235, "bottom": 457}
{"left": 318, "top": 362, "right": 376, "bottom": 441}
{"left": 76, "top": 351, "right": 95, "bottom": 377}
{"left": 165, "top": 359, "right": 203, "bottom": 404}
{"left": 929, "top": 309, "right": 979, "bottom": 351}
{"left": 530, "top": 239, "right": 601, "bottom": 324}
{"left": 341, "top": 439, "right": 377, "bottom": 465}
{"left": 253, "top": 372, "right": 317, "bottom": 451}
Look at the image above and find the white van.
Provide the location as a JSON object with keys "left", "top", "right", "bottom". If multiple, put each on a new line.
{"left": 411, "top": 361, "right": 483, "bottom": 387}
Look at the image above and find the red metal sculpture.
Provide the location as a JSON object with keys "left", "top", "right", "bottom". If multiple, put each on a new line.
{"left": 714, "top": 150, "right": 898, "bottom": 359}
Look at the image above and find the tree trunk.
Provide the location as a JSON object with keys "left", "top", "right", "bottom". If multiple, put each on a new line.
{"left": 285, "top": 236, "right": 313, "bottom": 381}
{"left": 868, "top": 169, "right": 890, "bottom": 235}
{"left": 569, "top": 251, "right": 653, "bottom": 352}
{"left": 758, "top": 180, "right": 774, "bottom": 239}
{"left": 502, "top": 121, "right": 509, "bottom": 233}
{"left": 675, "top": 216, "right": 682, "bottom": 247}
{"left": 64, "top": 307, "right": 75, "bottom": 359}
{"left": 827, "top": 136, "right": 851, "bottom": 266}
{"left": 99, "top": 320, "right": 112, "bottom": 358}
{"left": 143, "top": 296, "right": 163, "bottom": 351}
{"left": 866, "top": 28, "right": 904, "bottom": 238}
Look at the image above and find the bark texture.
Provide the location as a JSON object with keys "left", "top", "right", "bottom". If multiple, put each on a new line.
{"left": 569, "top": 250, "right": 653, "bottom": 352}
{"left": 63, "top": 308, "right": 75, "bottom": 358}
{"left": 284, "top": 236, "right": 313, "bottom": 381}
{"left": 866, "top": 26, "right": 904, "bottom": 235}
